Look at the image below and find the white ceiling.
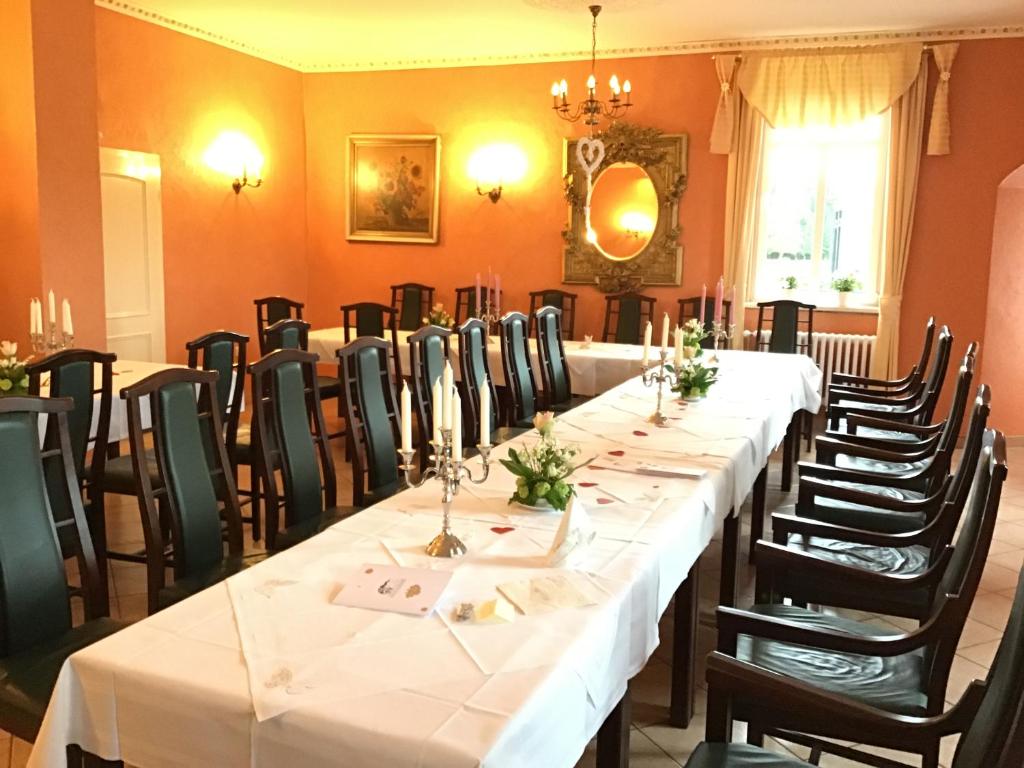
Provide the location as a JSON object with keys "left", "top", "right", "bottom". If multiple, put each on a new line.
{"left": 98, "top": 0, "right": 1024, "bottom": 72}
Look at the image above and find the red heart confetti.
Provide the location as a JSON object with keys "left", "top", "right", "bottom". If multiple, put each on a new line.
{"left": 608, "top": 450, "right": 625, "bottom": 456}
{"left": 490, "top": 526, "right": 514, "bottom": 535}
{"left": 597, "top": 498, "right": 615, "bottom": 505}
{"left": 579, "top": 481, "right": 598, "bottom": 487}
{"left": 632, "top": 430, "right": 649, "bottom": 437}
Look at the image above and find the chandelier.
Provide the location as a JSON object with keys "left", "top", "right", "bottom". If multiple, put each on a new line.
{"left": 549, "top": 5, "right": 633, "bottom": 127}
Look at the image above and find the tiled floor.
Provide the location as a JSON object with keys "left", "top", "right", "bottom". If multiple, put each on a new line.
{"left": 4, "top": 431, "right": 1022, "bottom": 768}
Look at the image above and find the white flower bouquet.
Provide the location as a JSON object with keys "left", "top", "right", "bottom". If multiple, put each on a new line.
{"left": 0, "top": 341, "right": 29, "bottom": 396}
{"left": 500, "top": 412, "right": 581, "bottom": 511}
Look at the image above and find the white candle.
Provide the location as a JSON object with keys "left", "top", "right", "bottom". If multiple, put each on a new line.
{"left": 34, "top": 300, "right": 42, "bottom": 335}
{"left": 479, "top": 378, "right": 491, "bottom": 447}
{"left": 62, "top": 299, "right": 73, "bottom": 337}
{"left": 674, "top": 326, "right": 684, "bottom": 368}
{"left": 400, "top": 382, "right": 413, "bottom": 453}
{"left": 30, "top": 300, "right": 36, "bottom": 335}
{"left": 48, "top": 290, "right": 56, "bottom": 325}
{"left": 431, "top": 378, "right": 443, "bottom": 446}
{"left": 641, "top": 321, "right": 652, "bottom": 366}
{"left": 442, "top": 361, "right": 454, "bottom": 430}
{"left": 475, "top": 273, "right": 482, "bottom": 315}
{"left": 660, "top": 313, "right": 670, "bottom": 354}
{"left": 451, "top": 389, "right": 463, "bottom": 460}
{"left": 494, "top": 275, "right": 501, "bottom": 315}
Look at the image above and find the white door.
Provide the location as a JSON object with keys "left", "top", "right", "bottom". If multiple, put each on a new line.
{"left": 100, "top": 148, "right": 166, "bottom": 362}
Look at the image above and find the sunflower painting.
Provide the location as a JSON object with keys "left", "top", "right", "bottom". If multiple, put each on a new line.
{"left": 347, "top": 134, "right": 441, "bottom": 243}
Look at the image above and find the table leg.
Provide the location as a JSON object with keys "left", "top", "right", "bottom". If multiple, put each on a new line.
{"left": 719, "top": 509, "right": 740, "bottom": 609}
{"left": 597, "top": 689, "right": 631, "bottom": 768}
{"left": 748, "top": 466, "right": 767, "bottom": 565}
{"left": 781, "top": 412, "right": 798, "bottom": 491}
{"left": 670, "top": 559, "right": 700, "bottom": 728}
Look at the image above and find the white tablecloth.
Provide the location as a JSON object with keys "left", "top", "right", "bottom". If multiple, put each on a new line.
{"left": 307, "top": 327, "right": 651, "bottom": 397}
{"left": 30, "top": 351, "right": 821, "bottom": 768}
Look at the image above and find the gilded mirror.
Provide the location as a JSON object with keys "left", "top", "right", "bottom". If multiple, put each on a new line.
{"left": 562, "top": 123, "right": 688, "bottom": 293}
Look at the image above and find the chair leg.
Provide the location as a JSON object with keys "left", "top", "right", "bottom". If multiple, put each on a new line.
{"left": 781, "top": 414, "right": 796, "bottom": 491}
{"left": 719, "top": 509, "right": 740, "bottom": 608}
{"left": 250, "top": 466, "right": 262, "bottom": 542}
{"left": 88, "top": 493, "right": 111, "bottom": 617}
{"left": 748, "top": 465, "right": 767, "bottom": 564}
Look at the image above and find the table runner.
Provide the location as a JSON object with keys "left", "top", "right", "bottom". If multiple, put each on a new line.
{"left": 30, "top": 351, "right": 820, "bottom": 768}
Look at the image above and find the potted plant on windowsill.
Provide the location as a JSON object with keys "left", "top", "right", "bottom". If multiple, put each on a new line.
{"left": 831, "top": 275, "right": 861, "bottom": 309}
{"left": 780, "top": 275, "right": 798, "bottom": 297}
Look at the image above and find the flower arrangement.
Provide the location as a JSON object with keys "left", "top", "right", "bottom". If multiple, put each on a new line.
{"left": 375, "top": 155, "right": 426, "bottom": 227}
{"left": 670, "top": 358, "right": 718, "bottom": 400}
{"left": 500, "top": 412, "right": 580, "bottom": 511}
{"left": 679, "top": 318, "right": 708, "bottom": 357}
{"left": 781, "top": 275, "right": 798, "bottom": 290}
{"left": 831, "top": 275, "right": 861, "bottom": 293}
{"left": 423, "top": 302, "right": 454, "bottom": 329}
{"left": 0, "top": 341, "right": 28, "bottom": 396}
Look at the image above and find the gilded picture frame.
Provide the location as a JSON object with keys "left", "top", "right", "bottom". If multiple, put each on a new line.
{"left": 347, "top": 134, "right": 441, "bottom": 244}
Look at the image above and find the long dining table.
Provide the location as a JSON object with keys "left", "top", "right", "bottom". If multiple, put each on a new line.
{"left": 308, "top": 326, "right": 647, "bottom": 397}
{"left": 30, "top": 350, "right": 821, "bottom": 768}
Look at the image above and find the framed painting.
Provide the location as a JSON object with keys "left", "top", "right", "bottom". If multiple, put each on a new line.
{"left": 346, "top": 134, "right": 441, "bottom": 244}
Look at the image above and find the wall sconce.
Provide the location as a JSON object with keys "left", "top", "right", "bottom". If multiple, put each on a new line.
{"left": 202, "top": 130, "right": 265, "bottom": 194}
{"left": 620, "top": 210, "right": 655, "bottom": 239}
{"left": 467, "top": 143, "right": 527, "bottom": 203}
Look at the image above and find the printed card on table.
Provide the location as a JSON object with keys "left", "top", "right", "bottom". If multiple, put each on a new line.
{"left": 332, "top": 564, "right": 452, "bottom": 617}
{"left": 591, "top": 454, "right": 706, "bottom": 479}
{"left": 496, "top": 573, "right": 600, "bottom": 615}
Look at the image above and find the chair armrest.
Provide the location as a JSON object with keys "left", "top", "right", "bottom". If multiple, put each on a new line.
{"left": 797, "top": 460, "right": 925, "bottom": 490}
{"left": 830, "top": 370, "right": 915, "bottom": 389}
{"left": 772, "top": 505, "right": 947, "bottom": 548}
{"left": 797, "top": 474, "right": 947, "bottom": 514}
{"left": 846, "top": 414, "right": 945, "bottom": 437}
{"left": 815, "top": 433, "right": 936, "bottom": 465}
{"left": 814, "top": 435, "right": 933, "bottom": 464}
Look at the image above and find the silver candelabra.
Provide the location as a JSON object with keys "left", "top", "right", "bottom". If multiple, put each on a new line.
{"left": 30, "top": 322, "right": 73, "bottom": 355}
{"left": 640, "top": 348, "right": 679, "bottom": 427}
{"left": 477, "top": 298, "right": 500, "bottom": 333}
{"left": 399, "top": 428, "right": 492, "bottom": 557}
{"left": 710, "top": 321, "right": 735, "bottom": 351}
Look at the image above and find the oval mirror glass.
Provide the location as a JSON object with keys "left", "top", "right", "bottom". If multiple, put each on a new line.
{"left": 589, "top": 162, "right": 658, "bottom": 261}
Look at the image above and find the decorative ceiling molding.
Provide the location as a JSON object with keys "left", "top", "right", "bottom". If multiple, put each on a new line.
{"left": 95, "top": 1, "right": 1024, "bottom": 74}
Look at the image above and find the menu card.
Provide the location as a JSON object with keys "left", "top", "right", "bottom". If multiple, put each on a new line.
{"left": 497, "top": 573, "right": 600, "bottom": 615}
{"left": 332, "top": 564, "right": 452, "bottom": 617}
{"left": 591, "top": 455, "right": 706, "bottom": 479}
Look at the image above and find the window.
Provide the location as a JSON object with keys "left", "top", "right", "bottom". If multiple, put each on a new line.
{"left": 751, "top": 113, "right": 889, "bottom": 307}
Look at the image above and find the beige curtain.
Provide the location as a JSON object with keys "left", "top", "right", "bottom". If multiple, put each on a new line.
{"left": 710, "top": 56, "right": 739, "bottom": 154}
{"left": 926, "top": 43, "right": 959, "bottom": 155}
{"left": 737, "top": 44, "right": 923, "bottom": 127}
{"left": 723, "top": 95, "right": 767, "bottom": 347}
{"left": 872, "top": 61, "right": 929, "bottom": 378}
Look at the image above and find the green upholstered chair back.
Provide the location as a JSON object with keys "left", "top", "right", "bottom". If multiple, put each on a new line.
{"left": 338, "top": 337, "right": 401, "bottom": 507}
{"left": 602, "top": 293, "right": 655, "bottom": 345}
{"left": 676, "top": 297, "right": 733, "bottom": 350}
{"left": 255, "top": 296, "right": 304, "bottom": 355}
{"left": 952, "top": 566, "right": 1024, "bottom": 768}
{"left": 529, "top": 289, "right": 578, "bottom": 340}
{"left": 536, "top": 306, "right": 572, "bottom": 408}
{"left": 122, "top": 369, "right": 243, "bottom": 611}
{"left": 27, "top": 350, "right": 115, "bottom": 558}
{"left": 456, "top": 318, "right": 499, "bottom": 442}
{"left": 248, "top": 350, "right": 336, "bottom": 549}
{"left": 391, "top": 283, "right": 435, "bottom": 332}
{"left": 408, "top": 325, "right": 452, "bottom": 459}
{"left": 341, "top": 302, "right": 402, "bottom": 380}
{"left": 186, "top": 331, "right": 247, "bottom": 461}
{"left": 499, "top": 312, "right": 537, "bottom": 425}
{"left": 263, "top": 318, "right": 310, "bottom": 353}
{"left": 755, "top": 300, "right": 815, "bottom": 355}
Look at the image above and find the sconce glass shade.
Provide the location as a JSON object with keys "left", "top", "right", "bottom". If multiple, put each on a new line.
{"left": 203, "top": 131, "right": 264, "bottom": 190}
{"left": 468, "top": 143, "right": 527, "bottom": 201}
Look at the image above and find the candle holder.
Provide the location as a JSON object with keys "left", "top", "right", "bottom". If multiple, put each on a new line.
{"left": 640, "top": 348, "right": 679, "bottom": 427}
{"left": 476, "top": 298, "right": 500, "bottom": 334}
{"left": 30, "top": 332, "right": 46, "bottom": 355}
{"left": 33, "top": 322, "right": 73, "bottom": 355}
{"left": 710, "top": 322, "right": 735, "bottom": 352}
{"left": 398, "top": 428, "right": 492, "bottom": 557}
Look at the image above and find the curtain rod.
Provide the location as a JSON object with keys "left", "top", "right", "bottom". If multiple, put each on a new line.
{"left": 713, "top": 44, "right": 934, "bottom": 60}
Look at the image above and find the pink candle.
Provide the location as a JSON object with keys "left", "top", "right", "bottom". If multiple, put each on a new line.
{"left": 714, "top": 277, "right": 724, "bottom": 325}
{"left": 726, "top": 284, "right": 735, "bottom": 321}
{"left": 495, "top": 274, "right": 501, "bottom": 315}
{"left": 699, "top": 283, "right": 707, "bottom": 325}
{"left": 475, "top": 272, "right": 482, "bottom": 314}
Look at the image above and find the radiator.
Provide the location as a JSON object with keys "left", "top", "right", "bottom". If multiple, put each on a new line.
{"left": 742, "top": 330, "right": 876, "bottom": 392}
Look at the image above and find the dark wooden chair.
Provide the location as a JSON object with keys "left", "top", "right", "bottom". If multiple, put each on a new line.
{"left": 528, "top": 289, "right": 578, "bottom": 340}
{"left": 454, "top": 285, "right": 495, "bottom": 326}
{"left": 408, "top": 324, "right": 452, "bottom": 470}
{"left": 677, "top": 296, "right": 732, "bottom": 350}
{"left": 498, "top": 311, "right": 539, "bottom": 428}
{"left": 254, "top": 296, "right": 304, "bottom": 355}
{"left": 26, "top": 349, "right": 116, "bottom": 598}
{"left": 120, "top": 368, "right": 255, "bottom": 614}
{"left": 829, "top": 315, "right": 935, "bottom": 397}
{"left": 456, "top": 318, "right": 517, "bottom": 445}
{"left": 535, "top": 306, "right": 589, "bottom": 413}
{"left": 763, "top": 387, "right": 990, "bottom": 622}
{"left": 602, "top": 292, "right": 656, "bottom": 344}
{"left": 338, "top": 337, "right": 404, "bottom": 508}
{"left": 249, "top": 349, "right": 356, "bottom": 551}
{"left": 390, "top": 283, "right": 435, "bottom": 332}
{"left": 692, "top": 562, "right": 1024, "bottom": 768}
{"left": 828, "top": 325, "right": 954, "bottom": 432}
{"left": 708, "top": 429, "right": 1008, "bottom": 768}
{"left": 341, "top": 302, "right": 403, "bottom": 381}
{"left": 185, "top": 331, "right": 259, "bottom": 539}
{"left": 0, "top": 396, "right": 123, "bottom": 744}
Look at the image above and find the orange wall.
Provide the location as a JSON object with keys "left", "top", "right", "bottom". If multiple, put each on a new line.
{"left": 981, "top": 182, "right": 1024, "bottom": 435}
{"left": 93, "top": 8, "right": 309, "bottom": 363}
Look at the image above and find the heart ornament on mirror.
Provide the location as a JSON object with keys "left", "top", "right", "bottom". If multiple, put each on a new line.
{"left": 575, "top": 137, "right": 606, "bottom": 179}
